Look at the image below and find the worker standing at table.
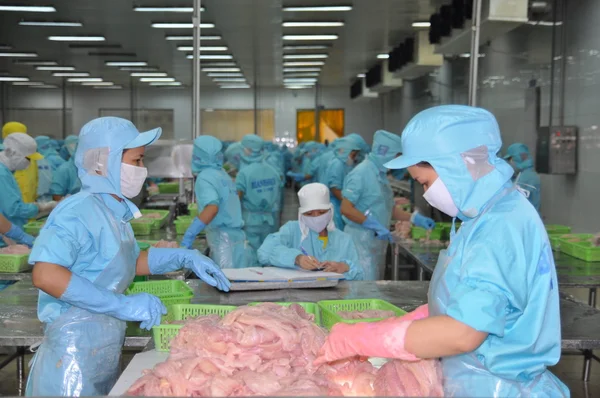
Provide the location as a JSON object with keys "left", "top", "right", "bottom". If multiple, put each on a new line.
{"left": 340, "top": 130, "right": 435, "bottom": 280}
{"left": 35, "top": 135, "right": 66, "bottom": 202}
{"left": 2, "top": 122, "right": 39, "bottom": 203}
{"left": 258, "top": 183, "right": 363, "bottom": 280}
{"left": 504, "top": 142, "right": 541, "bottom": 213}
{"left": 181, "top": 135, "right": 253, "bottom": 268}
{"left": 50, "top": 135, "right": 81, "bottom": 201}
{"left": 26, "top": 117, "right": 230, "bottom": 396}
{"left": 316, "top": 105, "right": 568, "bottom": 397}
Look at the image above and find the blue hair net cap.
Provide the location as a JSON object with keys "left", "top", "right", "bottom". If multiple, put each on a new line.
{"left": 372, "top": 130, "right": 402, "bottom": 157}
{"left": 35, "top": 136, "right": 54, "bottom": 154}
{"left": 334, "top": 136, "right": 361, "bottom": 161}
{"left": 347, "top": 133, "right": 370, "bottom": 153}
{"left": 241, "top": 134, "right": 264, "bottom": 152}
{"left": 193, "top": 135, "right": 224, "bottom": 172}
{"left": 504, "top": 142, "right": 533, "bottom": 170}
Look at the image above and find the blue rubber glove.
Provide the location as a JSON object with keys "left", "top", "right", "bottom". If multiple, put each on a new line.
{"left": 181, "top": 217, "right": 206, "bottom": 249}
{"left": 61, "top": 273, "right": 167, "bottom": 330}
{"left": 148, "top": 248, "right": 231, "bottom": 292}
{"left": 4, "top": 224, "right": 35, "bottom": 248}
{"left": 411, "top": 211, "right": 436, "bottom": 230}
{"left": 362, "top": 215, "right": 393, "bottom": 242}
{"left": 286, "top": 171, "right": 306, "bottom": 182}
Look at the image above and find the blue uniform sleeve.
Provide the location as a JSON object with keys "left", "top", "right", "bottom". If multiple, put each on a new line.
{"left": 0, "top": 171, "right": 38, "bottom": 221}
{"left": 342, "top": 168, "right": 363, "bottom": 204}
{"left": 325, "top": 159, "right": 345, "bottom": 190}
{"left": 337, "top": 233, "right": 364, "bottom": 281}
{"left": 257, "top": 221, "right": 302, "bottom": 268}
{"left": 235, "top": 170, "right": 247, "bottom": 194}
{"left": 195, "top": 173, "right": 220, "bottom": 209}
{"left": 49, "top": 163, "right": 69, "bottom": 196}
{"left": 444, "top": 222, "right": 528, "bottom": 337}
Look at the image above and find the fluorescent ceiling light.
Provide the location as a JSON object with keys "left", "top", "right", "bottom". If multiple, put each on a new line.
{"left": 81, "top": 82, "right": 114, "bottom": 86}
{"left": 283, "top": 45, "right": 329, "bottom": 50}
{"left": 94, "top": 85, "right": 123, "bottom": 89}
{"left": 284, "top": 73, "right": 320, "bottom": 77}
{"left": 283, "top": 6, "right": 352, "bottom": 12}
{"left": 284, "top": 79, "right": 318, "bottom": 83}
{"left": 67, "top": 78, "right": 103, "bottom": 82}
{"left": 207, "top": 73, "right": 244, "bottom": 77}
{"left": 177, "top": 46, "right": 228, "bottom": 51}
{"left": 151, "top": 23, "right": 215, "bottom": 28}
{"left": 283, "top": 54, "right": 328, "bottom": 59}
{"left": 165, "top": 35, "right": 221, "bottom": 40}
{"left": 48, "top": 36, "right": 105, "bottom": 41}
{"left": 201, "top": 62, "right": 237, "bottom": 67}
{"left": 202, "top": 68, "right": 241, "bottom": 72}
{"left": 357, "top": 73, "right": 365, "bottom": 78}
{"left": 119, "top": 66, "right": 158, "bottom": 71}
{"left": 213, "top": 78, "right": 246, "bottom": 82}
{"left": 219, "top": 84, "right": 250, "bottom": 89}
{"left": 377, "top": 54, "right": 390, "bottom": 59}
{"left": 283, "top": 35, "right": 338, "bottom": 41}
{"left": 140, "top": 77, "right": 176, "bottom": 82}
{"left": 20, "top": 21, "right": 82, "bottom": 27}
{"left": 149, "top": 82, "right": 182, "bottom": 86}
{"left": 0, "top": 52, "right": 37, "bottom": 57}
{"left": 12, "top": 81, "right": 44, "bottom": 86}
{"left": 283, "top": 22, "right": 344, "bottom": 27}
{"left": 0, "top": 77, "right": 29, "bottom": 82}
{"left": 283, "top": 68, "right": 321, "bottom": 72}
{"left": 0, "top": 5, "right": 56, "bottom": 12}
{"left": 53, "top": 72, "right": 90, "bottom": 77}
{"left": 36, "top": 66, "right": 75, "bottom": 71}
{"left": 14, "top": 60, "right": 57, "bottom": 65}
{"left": 283, "top": 61, "right": 325, "bottom": 66}
{"left": 130, "top": 72, "right": 168, "bottom": 77}
{"left": 186, "top": 54, "right": 233, "bottom": 60}
{"left": 285, "top": 85, "right": 314, "bottom": 89}
{"left": 106, "top": 61, "right": 148, "bottom": 66}
{"left": 30, "top": 85, "right": 58, "bottom": 89}
{"left": 412, "top": 21, "right": 431, "bottom": 28}
{"left": 459, "top": 53, "right": 486, "bottom": 58}
{"left": 133, "top": 6, "right": 204, "bottom": 12}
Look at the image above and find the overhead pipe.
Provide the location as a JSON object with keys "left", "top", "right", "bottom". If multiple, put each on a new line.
{"left": 192, "top": 0, "right": 202, "bottom": 139}
{"left": 467, "top": 0, "right": 482, "bottom": 106}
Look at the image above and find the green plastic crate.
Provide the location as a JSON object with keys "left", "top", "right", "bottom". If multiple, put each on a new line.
{"left": 558, "top": 234, "right": 593, "bottom": 255}
{"left": 560, "top": 235, "right": 600, "bottom": 262}
{"left": 0, "top": 253, "right": 30, "bottom": 273}
{"left": 188, "top": 203, "right": 198, "bottom": 214}
{"left": 157, "top": 182, "right": 179, "bottom": 194}
{"left": 125, "top": 280, "right": 194, "bottom": 307}
{"left": 140, "top": 209, "right": 170, "bottom": 230}
{"left": 152, "top": 304, "right": 237, "bottom": 351}
{"left": 130, "top": 219, "right": 154, "bottom": 236}
{"left": 137, "top": 241, "right": 151, "bottom": 251}
{"left": 411, "top": 225, "right": 444, "bottom": 240}
{"left": 545, "top": 224, "right": 572, "bottom": 235}
{"left": 133, "top": 276, "right": 148, "bottom": 282}
{"left": 174, "top": 218, "right": 192, "bottom": 234}
{"left": 248, "top": 302, "right": 321, "bottom": 325}
{"left": 23, "top": 221, "right": 45, "bottom": 236}
{"left": 318, "top": 299, "right": 407, "bottom": 330}
{"left": 550, "top": 234, "right": 576, "bottom": 251}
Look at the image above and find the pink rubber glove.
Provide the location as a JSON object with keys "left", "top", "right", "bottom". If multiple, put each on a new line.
{"left": 314, "top": 317, "right": 419, "bottom": 365}
{"left": 402, "top": 304, "right": 429, "bottom": 322}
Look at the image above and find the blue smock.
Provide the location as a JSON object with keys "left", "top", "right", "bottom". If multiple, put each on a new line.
{"left": 257, "top": 220, "right": 364, "bottom": 281}
{"left": 504, "top": 143, "right": 541, "bottom": 212}
{"left": 0, "top": 162, "right": 38, "bottom": 228}
{"left": 49, "top": 159, "right": 81, "bottom": 197}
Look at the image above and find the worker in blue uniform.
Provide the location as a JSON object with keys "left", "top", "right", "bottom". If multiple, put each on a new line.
{"left": 317, "top": 105, "right": 569, "bottom": 398}
{"left": 26, "top": 117, "right": 229, "bottom": 396}
{"left": 346, "top": 133, "right": 370, "bottom": 163}
{"left": 50, "top": 135, "right": 81, "bottom": 200}
{"left": 35, "top": 136, "right": 66, "bottom": 202}
{"left": 504, "top": 142, "right": 541, "bottom": 213}
{"left": 224, "top": 141, "right": 243, "bottom": 172}
{"left": 258, "top": 183, "right": 363, "bottom": 280}
{"left": 236, "top": 135, "right": 283, "bottom": 250}
{"left": 181, "top": 135, "right": 254, "bottom": 268}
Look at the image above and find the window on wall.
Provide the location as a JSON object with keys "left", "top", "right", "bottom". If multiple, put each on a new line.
{"left": 201, "top": 109, "right": 275, "bottom": 141}
{"left": 99, "top": 109, "right": 174, "bottom": 139}
{"left": 6, "top": 108, "right": 73, "bottom": 138}
{"left": 296, "top": 109, "right": 344, "bottom": 143}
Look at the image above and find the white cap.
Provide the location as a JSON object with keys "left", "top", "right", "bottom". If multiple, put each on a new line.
{"left": 298, "top": 183, "right": 332, "bottom": 213}
{"left": 3, "top": 133, "right": 43, "bottom": 160}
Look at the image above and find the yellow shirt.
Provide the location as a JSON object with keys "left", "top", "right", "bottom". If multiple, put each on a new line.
{"left": 318, "top": 236, "right": 328, "bottom": 249}
{"left": 14, "top": 160, "right": 38, "bottom": 203}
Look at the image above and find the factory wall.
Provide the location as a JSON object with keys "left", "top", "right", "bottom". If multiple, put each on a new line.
{"left": 4, "top": 85, "right": 383, "bottom": 144}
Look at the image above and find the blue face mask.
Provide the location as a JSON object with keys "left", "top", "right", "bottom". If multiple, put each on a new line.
{"left": 391, "top": 168, "right": 407, "bottom": 180}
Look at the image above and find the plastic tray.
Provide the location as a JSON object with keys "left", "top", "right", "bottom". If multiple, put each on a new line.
{"left": 0, "top": 253, "right": 30, "bottom": 273}
{"left": 152, "top": 304, "right": 237, "bottom": 351}
{"left": 248, "top": 302, "right": 321, "bottom": 325}
{"left": 140, "top": 209, "right": 170, "bottom": 230}
{"left": 560, "top": 235, "right": 600, "bottom": 262}
{"left": 545, "top": 224, "right": 572, "bottom": 235}
{"left": 23, "top": 221, "right": 45, "bottom": 236}
{"left": 318, "top": 299, "right": 406, "bottom": 330}
{"left": 130, "top": 219, "right": 154, "bottom": 236}
{"left": 125, "top": 280, "right": 194, "bottom": 307}
{"left": 157, "top": 182, "right": 179, "bottom": 194}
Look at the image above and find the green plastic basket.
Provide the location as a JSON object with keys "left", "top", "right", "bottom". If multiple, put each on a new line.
{"left": 23, "top": 221, "right": 45, "bottom": 236}
{"left": 318, "top": 299, "right": 407, "bottom": 330}
{"left": 130, "top": 219, "right": 154, "bottom": 236}
{"left": 137, "top": 241, "right": 151, "bottom": 251}
{"left": 411, "top": 225, "right": 445, "bottom": 240}
{"left": 133, "top": 275, "right": 148, "bottom": 282}
{"left": 187, "top": 203, "right": 198, "bottom": 214}
{"left": 550, "top": 234, "right": 577, "bottom": 251}
{"left": 125, "top": 280, "right": 194, "bottom": 307}
{"left": 152, "top": 304, "right": 237, "bottom": 351}
{"left": 248, "top": 302, "right": 321, "bottom": 325}
{"left": 158, "top": 182, "right": 179, "bottom": 194}
{"left": 0, "top": 253, "right": 30, "bottom": 273}
{"left": 140, "top": 209, "right": 170, "bottom": 230}
{"left": 560, "top": 235, "right": 600, "bottom": 262}
{"left": 545, "top": 224, "right": 572, "bottom": 235}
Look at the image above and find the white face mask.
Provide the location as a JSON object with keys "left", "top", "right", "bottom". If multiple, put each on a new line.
{"left": 120, "top": 163, "right": 148, "bottom": 199}
{"left": 423, "top": 177, "right": 459, "bottom": 217}
{"left": 13, "top": 157, "right": 31, "bottom": 171}
{"left": 301, "top": 210, "right": 332, "bottom": 233}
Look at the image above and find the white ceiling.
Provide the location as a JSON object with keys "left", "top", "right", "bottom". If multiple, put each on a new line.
{"left": 0, "top": 0, "right": 440, "bottom": 89}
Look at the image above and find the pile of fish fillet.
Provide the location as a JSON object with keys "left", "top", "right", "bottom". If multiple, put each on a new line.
{"left": 0, "top": 244, "right": 31, "bottom": 254}
{"left": 126, "top": 303, "right": 443, "bottom": 397}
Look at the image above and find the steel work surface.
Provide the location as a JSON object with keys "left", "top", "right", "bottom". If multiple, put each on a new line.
{"left": 1, "top": 279, "right": 596, "bottom": 349}
{"left": 394, "top": 240, "right": 600, "bottom": 288}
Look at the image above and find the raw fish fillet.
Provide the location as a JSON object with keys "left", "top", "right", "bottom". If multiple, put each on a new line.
{"left": 0, "top": 245, "right": 31, "bottom": 254}
{"left": 337, "top": 310, "right": 396, "bottom": 320}
{"left": 374, "top": 359, "right": 444, "bottom": 397}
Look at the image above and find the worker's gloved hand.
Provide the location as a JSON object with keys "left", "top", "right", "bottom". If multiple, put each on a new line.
{"left": 314, "top": 317, "right": 419, "bottom": 366}
{"left": 180, "top": 218, "right": 206, "bottom": 249}
{"left": 148, "top": 248, "right": 231, "bottom": 292}
{"left": 362, "top": 215, "right": 393, "bottom": 242}
{"left": 4, "top": 224, "right": 35, "bottom": 248}
{"left": 36, "top": 201, "right": 57, "bottom": 213}
{"left": 411, "top": 211, "right": 436, "bottom": 230}
{"left": 286, "top": 171, "right": 306, "bottom": 182}
{"left": 60, "top": 273, "right": 167, "bottom": 330}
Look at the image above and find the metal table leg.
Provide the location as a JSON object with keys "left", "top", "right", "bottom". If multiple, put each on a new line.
{"left": 17, "top": 346, "right": 25, "bottom": 396}
{"left": 392, "top": 244, "right": 400, "bottom": 281}
{"left": 589, "top": 288, "right": 597, "bottom": 308}
{"left": 418, "top": 265, "right": 425, "bottom": 281}
{"left": 583, "top": 349, "right": 592, "bottom": 382}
